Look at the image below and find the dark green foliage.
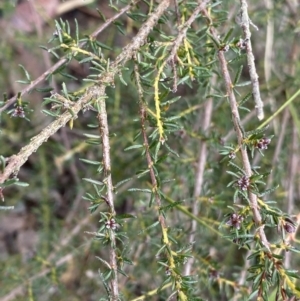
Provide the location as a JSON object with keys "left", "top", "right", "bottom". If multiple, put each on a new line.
{"left": 0, "top": 1, "right": 300, "bottom": 301}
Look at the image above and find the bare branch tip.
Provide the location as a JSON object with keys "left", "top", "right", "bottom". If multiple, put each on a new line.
{"left": 257, "top": 112, "right": 264, "bottom": 121}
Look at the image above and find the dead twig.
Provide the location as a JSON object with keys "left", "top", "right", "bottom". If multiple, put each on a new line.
{"left": 236, "top": 0, "right": 264, "bottom": 120}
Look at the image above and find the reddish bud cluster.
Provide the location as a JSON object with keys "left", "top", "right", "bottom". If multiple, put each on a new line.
{"left": 12, "top": 106, "right": 25, "bottom": 118}
{"left": 255, "top": 137, "right": 271, "bottom": 150}
{"left": 283, "top": 218, "right": 297, "bottom": 233}
{"left": 105, "top": 218, "right": 117, "bottom": 230}
{"left": 209, "top": 269, "right": 219, "bottom": 280}
{"left": 226, "top": 213, "right": 244, "bottom": 229}
{"left": 229, "top": 151, "right": 236, "bottom": 159}
{"left": 237, "top": 175, "right": 250, "bottom": 191}
{"left": 165, "top": 267, "right": 171, "bottom": 276}
{"left": 220, "top": 44, "right": 229, "bottom": 52}
{"left": 236, "top": 38, "right": 247, "bottom": 49}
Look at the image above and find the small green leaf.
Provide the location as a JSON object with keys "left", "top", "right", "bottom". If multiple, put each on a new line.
{"left": 96, "top": 9, "right": 106, "bottom": 21}
{"left": 83, "top": 178, "right": 104, "bottom": 186}
{"left": 82, "top": 78, "right": 98, "bottom": 84}
{"left": 95, "top": 41, "right": 113, "bottom": 51}
{"left": 91, "top": 60, "right": 105, "bottom": 70}
{"left": 285, "top": 269, "right": 300, "bottom": 279}
{"left": 156, "top": 244, "right": 167, "bottom": 257}
{"left": 85, "top": 139, "right": 101, "bottom": 145}
{"left": 124, "top": 144, "right": 143, "bottom": 151}
{"left": 228, "top": 161, "right": 245, "bottom": 174}
{"left": 79, "top": 158, "right": 101, "bottom": 165}
{"left": 95, "top": 256, "right": 111, "bottom": 268}
{"left": 233, "top": 65, "right": 243, "bottom": 85}
{"left": 223, "top": 27, "right": 234, "bottom": 43}
{"left": 75, "top": 18, "right": 79, "bottom": 44}
{"left": 207, "top": 32, "right": 220, "bottom": 47}
{"left": 226, "top": 170, "right": 240, "bottom": 178}
{"left": 136, "top": 169, "right": 149, "bottom": 178}
{"left": 59, "top": 72, "right": 78, "bottom": 80}
{"left": 127, "top": 188, "right": 152, "bottom": 193}
{"left": 122, "top": 257, "right": 133, "bottom": 265}
{"left": 239, "top": 92, "right": 252, "bottom": 107}
{"left": 154, "top": 141, "right": 161, "bottom": 163}
{"left": 48, "top": 49, "right": 60, "bottom": 59}
{"left": 138, "top": 221, "right": 160, "bottom": 235}
{"left": 18, "top": 64, "right": 31, "bottom": 81}
{"left": 247, "top": 289, "right": 258, "bottom": 300}
{"left": 83, "top": 133, "right": 101, "bottom": 139}
{"left": 42, "top": 109, "right": 59, "bottom": 118}
{"left": 78, "top": 56, "right": 94, "bottom": 64}
{"left": 235, "top": 81, "right": 251, "bottom": 87}
{"left": 160, "top": 96, "right": 181, "bottom": 107}
{"left": 118, "top": 73, "right": 127, "bottom": 86}
{"left": 16, "top": 80, "right": 31, "bottom": 85}
{"left": 116, "top": 25, "right": 126, "bottom": 36}
{"left": 114, "top": 177, "right": 132, "bottom": 189}
{"left": 160, "top": 201, "right": 182, "bottom": 212}
{"left": 117, "top": 268, "right": 128, "bottom": 277}
{"left": 177, "top": 75, "right": 190, "bottom": 86}
{"left": 0, "top": 156, "right": 5, "bottom": 173}
{"left": 116, "top": 214, "right": 136, "bottom": 220}
{"left": 288, "top": 246, "right": 300, "bottom": 254}
{"left": 14, "top": 181, "right": 29, "bottom": 187}
{"left": 35, "top": 86, "right": 53, "bottom": 93}
{"left": 2, "top": 178, "right": 19, "bottom": 187}
{"left": 62, "top": 82, "right": 70, "bottom": 99}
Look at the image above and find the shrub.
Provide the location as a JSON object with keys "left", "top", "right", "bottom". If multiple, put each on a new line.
{"left": 0, "top": 1, "right": 299, "bottom": 300}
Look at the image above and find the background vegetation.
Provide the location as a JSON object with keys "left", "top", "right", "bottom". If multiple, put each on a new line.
{"left": 0, "top": 0, "right": 299, "bottom": 300}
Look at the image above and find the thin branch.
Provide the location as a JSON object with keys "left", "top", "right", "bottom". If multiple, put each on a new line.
{"left": 113, "top": 0, "right": 171, "bottom": 67}
{"left": 152, "top": 0, "right": 211, "bottom": 141}
{"left": 258, "top": 88, "right": 300, "bottom": 130}
{"left": 167, "top": 0, "right": 211, "bottom": 63}
{"left": 263, "top": 0, "right": 274, "bottom": 86}
{"left": 96, "top": 86, "right": 119, "bottom": 299}
{"left": 134, "top": 59, "right": 188, "bottom": 300}
{"left": 173, "top": 0, "right": 181, "bottom": 26}
{"left": 0, "top": 0, "right": 140, "bottom": 114}
{"left": 263, "top": 0, "right": 278, "bottom": 132}
{"left": 223, "top": 110, "right": 256, "bottom": 142}
{"left": 237, "top": 0, "right": 264, "bottom": 120}
{"left": 203, "top": 8, "right": 270, "bottom": 252}
{"left": 134, "top": 62, "right": 166, "bottom": 227}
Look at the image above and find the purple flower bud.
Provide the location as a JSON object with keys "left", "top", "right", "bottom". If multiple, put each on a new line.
{"left": 229, "top": 151, "right": 236, "bottom": 159}
{"left": 256, "top": 137, "right": 271, "bottom": 150}
{"left": 237, "top": 176, "right": 250, "bottom": 191}
{"left": 12, "top": 106, "right": 25, "bottom": 118}
{"left": 226, "top": 213, "right": 244, "bottom": 229}
{"left": 105, "top": 218, "right": 117, "bottom": 230}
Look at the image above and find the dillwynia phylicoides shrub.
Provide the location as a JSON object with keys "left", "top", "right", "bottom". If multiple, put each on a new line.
{"left": 0, "top": 1, "right": 300, "bottom": 300}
